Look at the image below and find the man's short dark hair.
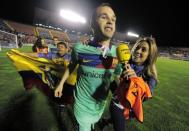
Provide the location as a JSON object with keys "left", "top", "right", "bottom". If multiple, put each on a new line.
{"left": 57, "top": 41, "right": 68, "bottom": 48}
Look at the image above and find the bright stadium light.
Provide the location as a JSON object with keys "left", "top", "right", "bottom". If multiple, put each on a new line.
{"left": 127, "top": 31, "right": 139, "bottom": 38}
{"left": 60, "top": 9, "right": 86, "bottom": 24}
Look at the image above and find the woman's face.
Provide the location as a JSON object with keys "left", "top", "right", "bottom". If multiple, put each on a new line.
{"left": 132, "top": 41, "right": 150, "bottom": 65}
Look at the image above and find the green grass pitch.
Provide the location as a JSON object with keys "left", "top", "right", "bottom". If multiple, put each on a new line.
{"left": 0, "top": 47, "right": 189, "bottom": 131}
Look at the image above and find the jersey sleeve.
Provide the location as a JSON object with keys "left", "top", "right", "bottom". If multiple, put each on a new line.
{"left": 68, "top": 46, "right": 79, "bottom": 73}
{"left": 114, "top": 63, "right": 122, "bottom": 76}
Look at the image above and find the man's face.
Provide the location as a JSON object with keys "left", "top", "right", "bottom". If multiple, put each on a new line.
{"left": 95, "top": 6, "right": 116, "bottom": 39}
{"left": 53, "top": 38, "right": 59, "bottom": 45}
{"left": 57, "top": 44, "right": 67, "bottom": 56}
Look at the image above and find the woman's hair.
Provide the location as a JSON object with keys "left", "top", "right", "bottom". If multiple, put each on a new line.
{"left": 131, "top": 37, "right": 158, "bottom": 80}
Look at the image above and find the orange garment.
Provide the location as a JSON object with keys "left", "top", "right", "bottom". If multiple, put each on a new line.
{"left": 116, "top": 77, "right": 152, "bottom": 122}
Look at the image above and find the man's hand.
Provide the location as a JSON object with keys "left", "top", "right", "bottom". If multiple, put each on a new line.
{"left": 54, "top": 84, "right": 63, "bottom": 98}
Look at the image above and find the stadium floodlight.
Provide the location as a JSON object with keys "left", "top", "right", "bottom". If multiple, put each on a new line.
{"left": 127, "top": 31, "right": 139, "bottom": 38}
{"left": 60, "top": 9, "right": 86, "bottom": 24}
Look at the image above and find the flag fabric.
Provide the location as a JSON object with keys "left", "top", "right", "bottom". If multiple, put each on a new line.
{"left": 117, "top": 77, "right": 152, "bottom": 122}
{"left": 7, "top": 49, "right": 76, "bottom": 104}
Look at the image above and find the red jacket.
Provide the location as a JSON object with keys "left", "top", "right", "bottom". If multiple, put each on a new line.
{"left": 116, "top": 77, "right": 152, "bottom": 122}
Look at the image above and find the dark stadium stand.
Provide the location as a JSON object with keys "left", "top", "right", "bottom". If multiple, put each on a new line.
{"left": 50, "top": 29, "right": 70, "bottom": 42}
{"left": 36, "top": 27, "right": 52, "bottom": 39}
{"left": 0, "top": 19, "right": 12, "bottom": 32}
{"left": 22, "top": 35, "right": 37, "bottom": 44}
{"left": 7, "top": 21, "right": 35, "bottom": 35}
{"left": 62, "top": 31, "right": 70, "bottom": 42}
{"left": 68, "top": 33, "right": 79, "bottom": 43}
{"left": 1, "top": 18, "right": 189, "bottom": 61}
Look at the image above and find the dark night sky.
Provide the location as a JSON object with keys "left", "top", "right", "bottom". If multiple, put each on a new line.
{"left": 0, "top": 0, "right": 188, "bottom": 47}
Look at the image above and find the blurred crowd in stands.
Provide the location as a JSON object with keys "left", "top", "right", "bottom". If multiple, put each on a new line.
{"left": 0, "top": 19, "right": 90, "bottom": 46}
{"left": 0, "top": 18, "right": 189, "bottom": 60}
{"left": 158, "top": 47, "right": 189, "bottom": 60}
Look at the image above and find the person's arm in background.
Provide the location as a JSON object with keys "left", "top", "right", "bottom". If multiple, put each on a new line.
{"left": 54, "top": 47, "right": 78, "bottom": 98}
{"left": 147, "top": 78, "right": 157, "bottom": 95}
{"left": 54, "top": 68, "right": 70, "bottom": 97}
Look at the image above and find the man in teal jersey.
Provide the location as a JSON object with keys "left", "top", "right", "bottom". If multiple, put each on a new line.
{"left": 54, "top": 3, "right": 118, "bottom": 131}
